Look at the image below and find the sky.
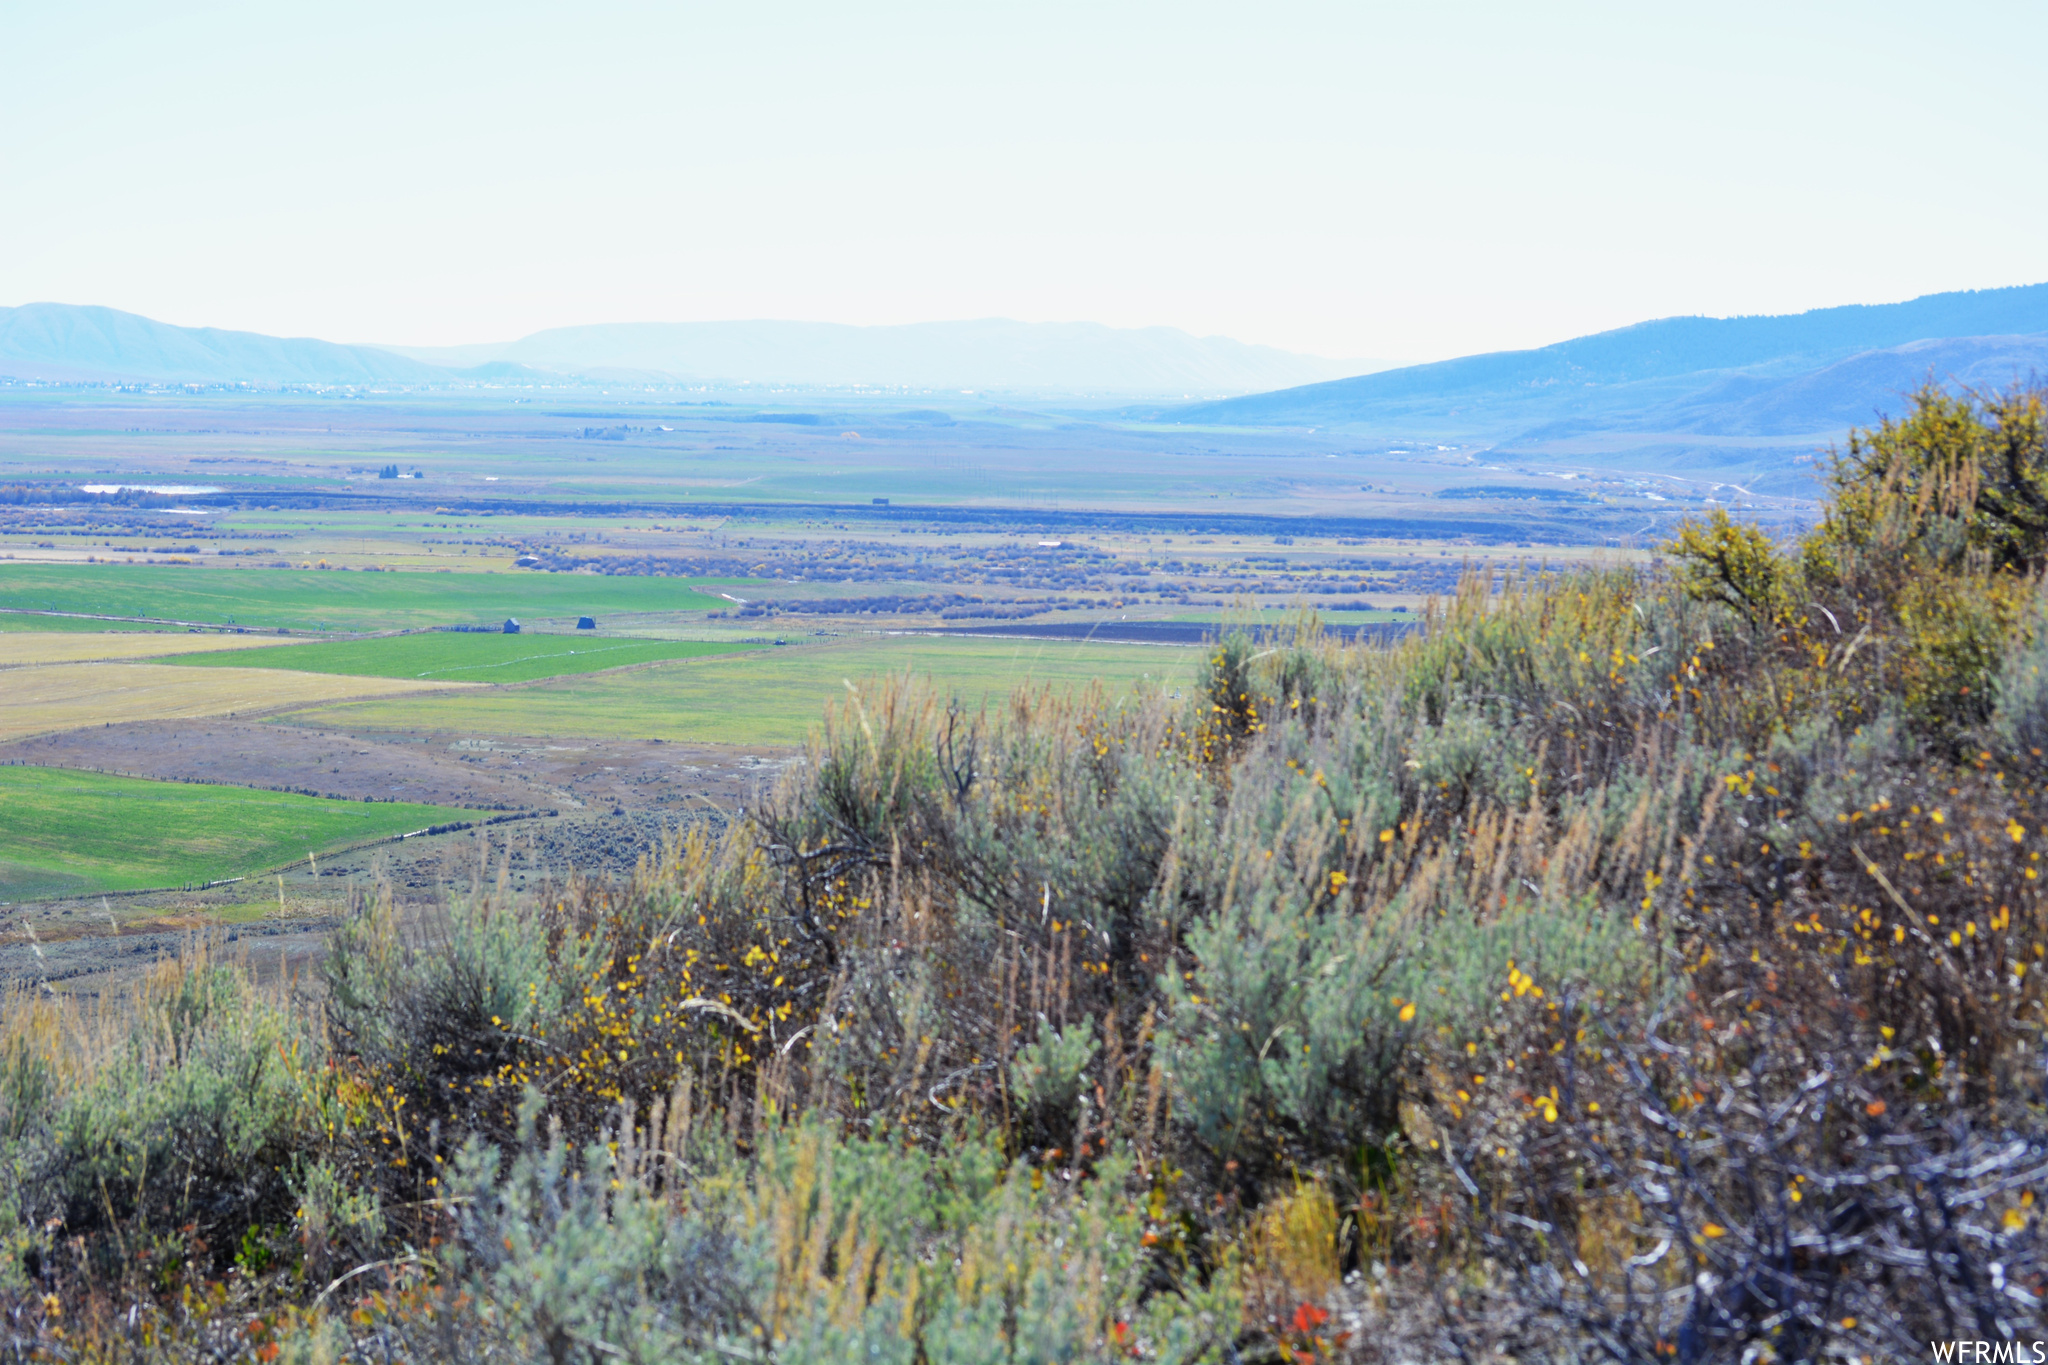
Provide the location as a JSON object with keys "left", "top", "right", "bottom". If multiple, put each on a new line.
{"left": 3, "top": 0, "right": 2045, "bottom": 364}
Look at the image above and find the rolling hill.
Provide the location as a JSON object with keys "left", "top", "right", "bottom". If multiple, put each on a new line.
{"left": 0, "top": 303, "right": 445, "bottom": 386}
{"left": 1170, "top": 283, "right": 2048, "bottom": 443}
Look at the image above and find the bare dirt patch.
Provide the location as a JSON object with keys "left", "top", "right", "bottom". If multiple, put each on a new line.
{"left": 0, "top": 916, "right": 341, "bottom": 997}
{"left": 0, "top": 720, "right": 794, "bottom": 813}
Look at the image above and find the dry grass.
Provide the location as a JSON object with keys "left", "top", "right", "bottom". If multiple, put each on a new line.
{"left": 1251, "top": 1182, "right": 1342, "bottom": 1305}
{"left": 0, "top": 662, "right": 476, "bottom": 741}
{"left": 0, "top": 941, "right": 248, "bottom": 1091}
{"left": 0, "top": 630, "right": 303, "bottom": 668}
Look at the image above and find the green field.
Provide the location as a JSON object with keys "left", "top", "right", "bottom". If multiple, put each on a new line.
{"left": 0, "top": 766, "right": 477, "bottom": 902}
{"left": 158, "top": 632, "right": 759, "bottom": 683}
{"left": 0, "top": 564, "right": 729, "bottom": 632}
{"left": 287, "top": 633, "right": 1203, "bottom": 746}
{"left": 0, "top": 610, "right": 196, "bottom": 635}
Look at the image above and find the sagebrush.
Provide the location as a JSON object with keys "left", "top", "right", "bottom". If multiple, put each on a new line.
{"left": 6, "top": 384, "right": 2048, "bottom": 1362}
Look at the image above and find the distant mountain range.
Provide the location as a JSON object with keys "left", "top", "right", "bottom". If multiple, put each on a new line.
{"left": 1169, "top": 284, "right": 2048, "bottom": 474}
{"left": 9, "top": 290, "right": 2046, "bottom": 492}
{"left": 0, "top": 303, "right": 444, "bottom": 386}
{"left": 380, "top": 319, "right": 1372, "bottom": 394}
{"left": 0, "top": 304, "right": 1369, "bottom": 395}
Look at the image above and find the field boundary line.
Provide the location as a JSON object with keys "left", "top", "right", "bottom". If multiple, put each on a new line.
{"left": 0, "top": 757, "right": 533, "bottom": 809}
{"left": 266, "top": 808, "right": 557, "bottom": 871}
{"left": 0, "top": 607, "right": 294, "bottom": 632}
{"left": 0, "top": 810, "right": 556, "bottom": 909}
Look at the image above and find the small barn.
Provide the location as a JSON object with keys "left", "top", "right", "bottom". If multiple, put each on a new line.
{"left": 577, "top": 616, "right": 596, "bottom": 630}
{"left": 502, "top": 618, "right": 520, "bottom": 634}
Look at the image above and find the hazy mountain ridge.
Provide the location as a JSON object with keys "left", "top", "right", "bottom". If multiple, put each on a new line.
{"left": 379, "top": 318, "right": 1372, "bottom": 394}
{"left": 1661, "top": 333, "right": 2048, "bottom": 436}
{"left": 0, "top": 303, "right": 443, "bottom": 386}
{"left": 0, "top": 304, "right": 1368, "bottom": 395}
{"left": 8, "top": 292, "right": 2043, "bottom": 448}
{"left": 1172, "top": 282, "right": 2048, "bottom": 440}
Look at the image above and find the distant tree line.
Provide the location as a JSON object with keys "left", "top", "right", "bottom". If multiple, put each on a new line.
{"left": 720, "top": 592, "right": 1075, "bottom": 620}
{"left": 0, "top": 484, "right": 178, "bottom": 508}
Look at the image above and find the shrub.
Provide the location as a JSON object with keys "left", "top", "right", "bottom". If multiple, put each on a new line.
{"left": 1667, "top": 509, "right": 1795, "bottom": 630}
{"left": 1990, "top": 583, "right": 2048, "bottom": 761}
{"left": 13, "top": 383, "right": 2048, "bottom": 1361}
{"left": 281, "top": 1106, "right": 1239, "bottom": 1364}
{"left": 31, "top": 953, "right": 316, "bottom": 1266}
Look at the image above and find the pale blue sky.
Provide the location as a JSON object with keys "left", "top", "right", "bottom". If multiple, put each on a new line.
{"left": 3, "top": 0, "right": 2043, "bottom": 362}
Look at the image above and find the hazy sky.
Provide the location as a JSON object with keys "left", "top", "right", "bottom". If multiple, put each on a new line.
{"left": 4, "top": 0, "right": 2044, "bottom": 362}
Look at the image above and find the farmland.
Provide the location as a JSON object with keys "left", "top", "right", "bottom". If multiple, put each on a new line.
{"left": 0, "top": 562, "right": 730, "bottom": 632}
{"left": 0, "top": 390, "right": 1478, "bottom": 933}
{"left": 0, "top": 763, "right": 476, "bottom": 902}
{"left": 157, "top": 631, "right": 759, "bottom": 683}
{"left": 0, "top": 662, "right": 472, "bottom": 742}
{"left": 0, "top": 630, "right": 298, "bottom": 667}
{"left": 287, "top": 631, "right": 1202, "bottom": 746}
{"left": 0, "top": 389, "right": 1623, "bottom": 924}
{"left": 0, "top": 610, "right": 199, "bottom": 634}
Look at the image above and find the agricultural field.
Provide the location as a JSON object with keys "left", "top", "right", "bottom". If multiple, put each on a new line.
{"left": 0, "top": 610, "right": 199, "bottom": 634}
{"left": 0, "top": 390, "right": 1614, "bottom": 930}
{"left": 0, "top": 662, "right": 473, "bottom": 742}
{"left": 0, "top": 763, "right": 475, "bottom": 902}
{"left": 287, "top": 632, "right": 1202, "bottom": 746}
{"left": 0, "top": 562, "right": 730, "bottom": 632}
{"left": 0, "top": 630, "right": 298, "bottom": 667}
{"left": 0, "top": 395, "right": 1480, "bottom": 938}
{"left": 0, "top": 385, "right": 1783, "bottom": 527}
{"left": 157, "top": 631, "right": 759, "bottom": 683}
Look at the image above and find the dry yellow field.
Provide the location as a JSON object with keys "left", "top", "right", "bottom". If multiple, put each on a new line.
{"left": 0, "top": 663, "right": 475, "bottom": 741}
{"left": 0, "top": 632, "right": 304, "bottom": 668}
